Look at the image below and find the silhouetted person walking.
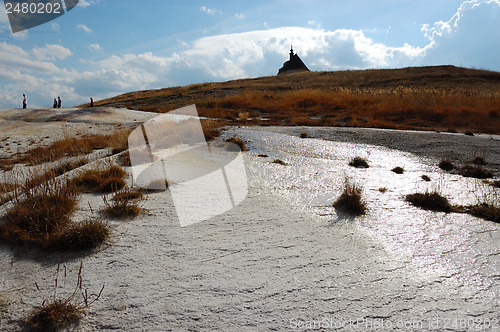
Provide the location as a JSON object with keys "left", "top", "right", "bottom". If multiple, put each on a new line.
{"left": 57, "top": 96, "right": 61, "bottom": 108}
{"left": 90, "top": 97, "right": 94, "bottom": 107}
{"left": 53, "top": 98, "right": 57, "bottom": 108}
{"left": 22, "top": 94, "right": 27, "bottom": 109}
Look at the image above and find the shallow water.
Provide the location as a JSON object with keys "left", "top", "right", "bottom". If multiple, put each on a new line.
{"left": 227, "top": 127, "right": 500, "bottom": 299}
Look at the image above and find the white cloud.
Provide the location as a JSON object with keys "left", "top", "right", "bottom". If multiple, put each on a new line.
{"left": 33, "top": 44, "right": 73, "bottom": 61}
{"left": 78, "top": 0, "right": 96, "bottom": 8}
{"left": 200, "top": 6, "right": 221, "bottom": 15}
{"left": 420, "top": 0, "right": 500, "bottom": 68}
{"left": 1, "top": 0, "right": 499, "bottom": 109}
{"left": 76, "top": 24, "right": 93, "bottom": 33}
{"left": 88, "top": 43, "right": 102, "bottom": 52}
{"left": 234, "top": 13, "right": 246, "bottom": 19}
{"left": 51, "top": 23, "right": 60, "bottom": 32}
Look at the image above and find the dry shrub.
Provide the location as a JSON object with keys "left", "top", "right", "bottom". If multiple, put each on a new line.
{"left": 421, "top": 175, "right": 431, "bottom": 182}
{"left": 201, "top": 119, "right": 222, "bottom": 141}
{"left": 333, "top": 181, "right": 367, "bottom": 216}
{"left": 0, "top": 179, "right": 78, "bottom": 246}
{"left": 272, "top": 158, "right": 288, "bottom": 166}
{"left": 349, "top": 157, "right": 369, "bottom": 168}
{"left": 71, "top": 165, "right": 127, "bottom": 193}
{"left": 225, "top": 137, "right": 248, "bottom": 151}
{"left": 26, "top": 262, "right": 104, "bottom": 331}
{"left": 391, "top": 166, "right": 405, "bottom": 174}
{"left": 3, "top": 130, "right": 131, "bottom": 168}
{"left": 460, "top": 165, "right": 493, "bottom": 179}
{"left": 439, "top": 159, "right": 455, "bottom": 171}
{"left": 101, "top": 193, "right": 142, "bottom": 219}
{"left": 50, "top": 219, "right": 110, "bottom": 252}
{"left": 299, "top": 132, "right": 309, "bottom": 138}
{"left": 465, "top": 204, "right": 500, "bottom": 223}
{"left": 405, "top": 192, "right": 452, "bottom": 212}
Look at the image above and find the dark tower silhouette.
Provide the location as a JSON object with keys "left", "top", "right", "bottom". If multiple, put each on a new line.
{"left": 278, "top": 45, "right": 310, "bottom": 75}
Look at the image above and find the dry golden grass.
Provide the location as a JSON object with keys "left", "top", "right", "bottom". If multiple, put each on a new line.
{"left": 90, "top": 66, "right": 500, "bottom": 134}
{"left": 0, "top": 179, "right": 78, "bottom": 246}
{"left": 225, "top": 137, "right": 248, "bottom": 151}
{"left": 70, "top": 165, "right": 127, "bottom": 193}
{"left": 0, "top": 130, "right": 130, "bottom": 171}
{"left": 26, "top": 262, "right": 104, "bottom": 331}
{"left": 333, "top": 180, "right": 367, "bottom": 216}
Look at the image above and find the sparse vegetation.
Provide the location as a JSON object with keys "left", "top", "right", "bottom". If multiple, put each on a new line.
{"left": 465, "top": 204, "right": 500, "bottom": 223}
{"left": 349, "top": 157, "right": 369, "bottom": 168}
{"left": 0, "top": 130, "right": 130, "bottom": 169}
{"left": 460, "top": 165, "right": 493, "bottom": 179}
{"left": 225, "top": 137, "right": 248, "bottom": 152}
{"left": 439, "top": 160, "right": 455, "bottom": 171}
{"left": 391, "top": 166, "right": 404, "bottom": 174}
{"left": 101, "top": 194, "right": 142, "bottom": 219}
{"left": 0, "top": 179, "right": 78, "bottom": 247}
{"left": 92, "top": 66, "right": 500, "bottom": 134}
{"left": 470, "top": 156, "right": 487, "bottom": 165}
{"left": 0, "top": 177, "right": 110, "bottom": 252}
{"left": 378, "top": 187, "right": 387, "bottom": 193}
{"left": 487, "top": 180, "right": 500, "bottom": 188}
{"left": 70, "top": 164, "right": 127, "bottom": 193}
{"left": 272, "top": 158, "right": 288, "bottom": 166}
{"left": 49, "top": 219, "right": 110, "bottom": 252}
{"left": 421, "top": 175, "right": 431, "bottom": 182}
{"left": 26, "top": 262, "right": 104, "bottom": 331}
{"left": 333, "top": 180, "right": 367, "bottom": 216}
{"left": 405, "top": 192, "right": 452, "bottom": 212}
{"left": 299, "top": 132, "right": 309, "bottom": 138}
{"left": 258, "top": 154, "right": 268, "bottom": 158}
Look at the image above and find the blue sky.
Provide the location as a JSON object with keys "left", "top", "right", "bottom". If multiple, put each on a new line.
{"left": 0, "top": 0, "right": 499, "bottom": 108}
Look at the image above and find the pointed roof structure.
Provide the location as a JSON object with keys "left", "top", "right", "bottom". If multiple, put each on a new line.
{"left": 278, "top": 45, "right": 310, "bottom": 75}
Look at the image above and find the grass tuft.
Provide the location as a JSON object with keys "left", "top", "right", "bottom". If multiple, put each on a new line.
{"left": 26, "top": 300, "right": 82, "bottom": 332}
{"left": 272, "top": 158, "right": 288, "bottom": 166}
{"left": 71, "top": 164, "right": 127, "bottom": 193}
{"left": 405, "top": 192, "right": 452, "bottom": 212}
{"left": 439, "top": 160, "right": 455, "bottom": 171}
{"left": 333, "top": 180, "right": 367, "bottom": 216}
{"left": 0, "top": 180, "right": 78, "bottom": 245}
{"left": 49, "top": 219, "right": 110, "bottom": 252}
{"left": 465, "top": 204, "right": 500, "bottom": 223}
{"left": 459, "top": 165, "right": 493, "bottom": 179}
{"left": 225, "top": 137, "right": 248, "bottom": 152}
{"left": 26, "top": 262, "right": 104, "bottom": 331}
{"left": 349, "top": 157, "right": 369, "bottom": 168}
{"left": 391, "top": 166, "right": 404, "bottom": 174}
{"left": 101, "top": 193, "right": 142, "bottom": 219}
{"left": 299, "top": 132, "right": 309, "bottom": 138}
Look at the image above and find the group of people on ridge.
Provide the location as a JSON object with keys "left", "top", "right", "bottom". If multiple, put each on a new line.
{"left": 21, "top": 95, "right": 94, "bottom": 108}
{"left": 52, "top": 96, "right": 62, "bottom": 108}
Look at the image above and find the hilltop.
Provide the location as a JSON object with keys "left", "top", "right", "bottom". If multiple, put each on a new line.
{"left": 88, "top": 66, "right": 500, "bottom": 134}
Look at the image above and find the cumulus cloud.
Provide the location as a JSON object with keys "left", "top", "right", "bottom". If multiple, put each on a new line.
{"left": 76, "top": 24, "right": 92, "bottom": 33}
{"left": 420, "top": 0, "right": 500, "bottom": 69}
{"left": 1, "top": 0, "right": 499, "bottom": 109}
{"left": 33, "top": 44, "right": 73, "bottom": 61}
{"left": 78, "top": 0, "right": 97, "bottom": 8}
{"left": 200, "top": 6, "right": 221, "bottom": 15}
{"left": 88, "top": 43, "right": 102, "bottom": 52}
{"left": 234, "top": 13, "right": 246, "bottom": 19}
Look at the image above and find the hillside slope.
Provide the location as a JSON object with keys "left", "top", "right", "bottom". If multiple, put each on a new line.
{"left": 89, "top": 66, "right": 500, "bottom": 133}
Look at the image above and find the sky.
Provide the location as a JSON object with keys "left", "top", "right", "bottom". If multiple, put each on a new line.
{"left": 0, "top": 0, "right": 499, "bottom": 108}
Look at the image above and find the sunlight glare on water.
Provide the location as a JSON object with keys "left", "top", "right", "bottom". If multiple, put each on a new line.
{"left": 226, "top": 127, "right": 500, "bottom": 293}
